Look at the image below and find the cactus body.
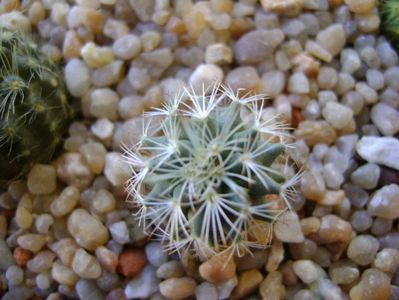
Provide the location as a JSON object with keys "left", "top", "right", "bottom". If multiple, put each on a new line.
{"left": 124, "top": 85, "right": 300, "bottom": 257}
{"left": 380, "top": 0, "right": 399, "bottom": 50}
{"left": 0, "top": 28, "right": 73, "bottom": 186}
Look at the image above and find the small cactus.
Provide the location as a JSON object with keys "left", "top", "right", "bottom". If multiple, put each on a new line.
{"left": 0, "top": 28, "right": 73, "bottom": 186}
{"left": 380, "top": 0, "right": 399, "bottom": 50}
{"left": 124, "top": 84, "right": 300, "bottom": 257}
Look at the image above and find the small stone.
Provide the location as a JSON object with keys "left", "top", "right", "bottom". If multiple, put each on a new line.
{"left": 316, "top": 23, "right": 346, "bottom": 57}
{"left": 72, "top": 248, "right": 102, "bottom": 279}
{"left": 51, "top": 186, "right": 80, "bottom": 217}
{"left": 356, "top": 136, "right": 399, "bottom": 170}
{"left": 81, "top": 42, "right": 114, "bottom": 68}
{"left": 301, "top": 170, "right": 325, "bottom": 201}
{"left": 62, "top": 30, "right": 82, "bottom": 60}
{"left": 125, "top": 265, "right": 159, "bottom": 298}
{"left": 51, "top": 261, "right": 79, "bottom": 286}
{"left": 76, "top": 279, "right": 105, "bottom": 300}
{"left": 292, "top": 260, "right": 320, "bottom": 284}
{"left": 12, "top": 247, "right": 32, "bottom": 268}
{"left": 35, "top": 213, "right": 53, "bottom": 234}
{"left": 49, "top": 238, "right": 79, "bottom": 267}
{"left": 106, "top": 289, "right": 127, "bottom": 300}
{"left": 156, "top": 260, "right": 185, "bottom": 279}
{"left": 341, "top": 48, "right": 361, "bottom": 74}
{"left": 95, "top": 246, "right": 119, "bottom": 273}
{"left": 199, "top": 253, "right": 236, "bottom": 284}
{"left": 371, "top": 103, "right": 399, "bottom": 136}
{"left": 160, "top": 277, "right": 197, "bottom": 299}
{"left": 56, "top": 153, "right": 93, "bottom": 189}
{"left": 112, "top": 34, "right": 141, "bottom": 60}
{"left": 140, "top": 48, "right": 174, "bottom": 77}
{"left": 67, "top": 208, "right": 109, "bottom": 251}
{"left": 344, "top": 0, "right": 375, "bottom": 14}
{"left": 17, "top": 234, "right": 46, "bottom": 253}
{"left": 91, "top": 118, "right": 114, "bottom": 141}
{"left": 351, "top": 210, "right": 373, "bottom": 232}
{"left": 318, "top": 214, "right": 352, "bottom": 244}
{"left": 91, "top": 60, "right": 124, "bottom": 88}
{"left": 5, "top": 265, "right": 23, "bottom": 286}
{"left": 319, "top": 190, "right": 345, "bottom": 206}
{"left": 118, "top": 95, "right": 144, "bottom": 120}
{"left": 26, "top": 250, "right": 56, "bottom": 273}
{"left": 259, "top": 70, "right": 286, "bottom": 98}
{"left": 141, "top": 31, "right": 161, "bottom": 52}
{"left": 189, "top": 64, "right": 223, "bottom": 93}
{"left": 103, "top": 18, "right": 129, "bottom": 40}
{"left": 288, "top": 72, "right": 310, "bottom": 94}
{"left": 64, "top": 58, "right": 91, "bottom": 97}
{"left": 266, "top": 240, "right": 284, "bottom": 272}
{"left": 351, "top": 163, "right": 380, "bottom": 189}
{"left": 377, "top": 42, "right": 398, "bottom": 68}
{"left": 373, "top": 248, "right": 399, "bottom": 274}
{"left": 349, "top": 268, "right": 391, "bottom": 300}
{"left": 90, "top": 88, "right": 119, "bottom": 121}
{"left": 109, "top": 221, "right": 130, "bottom": 245}
{"left": 93, "top": 189, "right": 116, "bottom": 213}
{"left": 234, "top": 29, "right": 284, "bottom": 64}
{"left": 322, "top": 102, "right": 354, "bottom": 130}
{"left": 117, "top": 249, "right": 147, "bottom": 277}
{"left": 347, "top": 235, "right": 379, "bottom": 266}
{"left": 231, "top": 269, "right": 263, "bottom": 300}
{"left": 145, "top": 242, "right": 168, "bottom": 267}
{"left": 205, "top": 43, "right": 232, "bottom": 65}
{"left": 127, "top": 66, "right": 151, "bottom": 90}
{"left": 274, "top": 211, "right": 304, "bottom": 243}
{"left": 15, "top": 206, "right": 32, "bottom": 230}
{"left": 301, "top": 217, "right": 321, "bottom": 236}
{"left": 306, "top": 40, "right": 333, "bottom": 63}
{"left": 329, "top": 260, "right": 359, "bottom": 285}
{"left": 217, "top": 276, "right": 238, "bottom": 299}
{"left": 104, "top": 152, "right": 132, "bottom": 186}
{"left": 368, "top": 184, "right": 399, "bottom": 219}
{"left": 318, "top": 278, "right": 344, "bottom": 300}
{"left": 371, "top": 218, "right": 392, "bottom": 236}
{"left": 260, "top": 0, "right": 304, "bottom": 15}
{"left": 259, "top": 271, "right": 286, "bottom": 300}
{"left": 225, "top": 66, "right": 259, "bottom": 93}
{"left": 290, "top": 239, "right": 317, "bottom": 260}
{"left": 196, "top": 282, "right": 218, "bottom": 300}
{"left": 236, "top": 250, "right": 268, "bottom": 272}
{"left": 294, "top": 120, "right": 336, "bottom": 146}
{"left": 355, "top": 82, "right": 378, "bottom": 105}
{"left": 27, "top": 164, "right": 56, "bottom": 195}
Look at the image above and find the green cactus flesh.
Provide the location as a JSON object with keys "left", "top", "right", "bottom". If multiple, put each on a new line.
{"left": 380, "top": 0, "right": 399, "bottom": 49}
{"left": 124, "top": 85, "right": 300, "bottom": 257}
{"left": 0, "top": 28, "right": 73, "bottom": 186}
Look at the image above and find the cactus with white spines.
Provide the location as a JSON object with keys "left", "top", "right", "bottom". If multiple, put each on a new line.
{"left": 124, "top": 84, "right": 301, "bottom": 258}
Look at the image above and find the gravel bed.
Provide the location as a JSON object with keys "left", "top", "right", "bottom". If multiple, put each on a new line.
{"left": 0, "top": 0, "right": 399, "bottom": 299}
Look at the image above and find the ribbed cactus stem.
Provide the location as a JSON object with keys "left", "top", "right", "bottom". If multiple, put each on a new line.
{"left": 124, "top": 84, "right": 300, "bottom": 257}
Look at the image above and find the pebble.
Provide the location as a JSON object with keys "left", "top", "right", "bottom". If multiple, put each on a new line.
{"left": 118, "top": 95, "right": 144, "bottom": 119}
{"left": 93, "top": 189, "right": 116, "bottom": 213}
{"left": 104, "top": 152, "right": 132, "bottom": 186}
{"left": 117, "top": 249, "right": 147, "bottom": 277}
{"left": 189, "top": 64, "right": 223, "bottom": 93}
{"left": 347, "top": 235, "right": 380, "bottom": 266}
{"left": 67, "top": 208, "right": 109, "bottom": 251}
{"left": 5, "top": 265, "right": 24, "bottom": 286}
{"left": 236, "top": 250, "right": 268, "bottom": 272}
{"left": 81, "top": 42, "right": 114, "bottom": 68}
{"left": 344, "top": 0, "right": 375, "bottom": 14}
{"left": 259, "top": 271, "right": 286, "bottom": 300}
{"left": 15, "top": 205, "right": 32, "bottom": 230}
{"left": 91, "top": 118, "right": 114, "bottom": 141}
{"left": 56, "top": 153, "right": 93, "bottom": 189}
{"left": 64, "top": 58, "right": 91, "bottom": 97}
{"left": 329, "top": 260, "right": 359, "bottom": 285}
{"left": 127, "top": 67, "right": 151, "bottom": 90}
{"left": 234, "top": 29, "right": 284, "bottom": 64}
{"left": 35, "top": 213, "right": 54, "bottom": 234}
{"left": 12, "top": 247, "right": 32, "bottom": 268}
{"left": 292, "top": 260, "right": 320, "bottom": 284}
{"left": 288, "top": 72, "right": 310, "bottom": 94}
{"left": 140, "top": 48, "right": 174, "bottom": 78}
{"left": 370, "top": 103, "right": 399, "bottom": 136}
{"left": 36, "top": 272, "right": 52, "bottom": 290}
{"left": 160, "top": 277, "right": 197, "bottom": 299}
{"left": 199, "top": 253, "right": 236, "bottom": 284}
{"left": 51, "top": 260, "right": 79, "bottom": 286}
{"left": 156, "top": 260, "right": 185, "bottom": 279}
{"left": 368, "top": 184, "right": 399, "bottom": 219}
{"left": 72, "top": 248, "right": 102, "bottom": 279}
{"left": 91, "top": 60, "right": 124, "bottom": 87}
{"left": 356, "top": 136, "right": 399, "bottom": 170}
{"left": 95, "top": 246, "right": 119, "bottom": 273}
{"left": 145, "top": 242, "right": 168, "bottom": 267}
{"left": 90, "top": 88, "right": 119, "bottom": 121}
{"left": 319, "top": 189, "right": 345, "bottom": 206}
{"left": 124, "top": 265, "right": 159, "bottom": 299}
{"left": 27, "top": 164, "right": 56, "bottom": 195}
{"left": 294, "top": 120, "right": 336, "bottom": 146}
{"left": 318, "top": 214, "right": 352, "bottom": 244}
{"left": 112, "top": 34, "right": 141, "bottom": 60}
{"left": 318, "top": 278, "right": 343, "bottom": 300}
{"left": 322, "top": 102, "right": 354, "bottom": 131}
{"left": 341, "top": 48, "right": 361, "bottom": 74}
{"left": 377, "top": 42, "right": 398, "bottom": 68}
{"left": 316, "top": 24, "right": 346, "bottom": 57}
{"left": 259, "top": 70, "right": 286, "bottom": 98}
{"left": 196, "top": 282, "right": 218, "bottom": 300}
{"left": 351, "top": 163, "right": 380, "bottom": 189}
{"left": 50, "top": 186, "right": 79, "bottom": 217}
{"left": 274, "top": 211, "right": 304, "bottom": 243}
{"left": 373, "top": 248, "right": 399, "bottom": 274}
{"left": 76, "top": 279, "right": 105, "bottom": 300}
{"left": 205, "top": 43, "right": 232, "bottom": 65}
{"left": 49, "top": 238, "right": 79, "bottom": 267}
{"left": 301, "top": 170, "right": 325, "bottom": 201}
{"left": 351, "top": 210, "right": 373, "bottom": 232}
{"left": 349, "top": 268, "right": 391, "bottom": 300}
{"left": 231, "top": 269, "right": 263, "bottom": 300}
{"left": 17, "top": 234, "right": 46, "bottom": 253}
{"left": 260, "top": 0, "right": 304, "bottom": 15}
{"left": 26, "top": 250, "right": 56, "bottom": 273}
{"left": 109, "top": 221, "right": 130, "bottom": 245}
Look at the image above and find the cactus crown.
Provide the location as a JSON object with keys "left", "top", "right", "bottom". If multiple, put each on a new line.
{"left": 124, "top": 84, "right": 300, "bottom": 257}
{"left": 0, "top": 28, "right": 73, "bottom": 186}
{"left": 380, "top": 0, "right": 399, "bottom": 49}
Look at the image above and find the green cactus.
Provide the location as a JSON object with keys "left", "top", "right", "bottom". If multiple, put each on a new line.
{"left": 380, "top": 0, "right": 399, "bottom": 50}
{"left": 124, "top": 84, "right": 301, "bottom": 258}
{"left": 0, "top": 28, "right": 73, "bottom": 187}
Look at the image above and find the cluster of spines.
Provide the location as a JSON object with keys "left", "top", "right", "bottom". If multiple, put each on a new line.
{"left": 379, "top": 0, "right": 399, "bottom": 49}
{"left": 124, "top": 84, "right": 300, "bottom": 258}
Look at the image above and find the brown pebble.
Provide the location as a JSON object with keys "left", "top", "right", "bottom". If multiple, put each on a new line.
{"left": 292, "top": 107, "right": 304, "bottom": 128}
{"left": 13, "top": 246, "right": 33, "bottom": 267}
{"left": 117, "top": 249, "right": 147, "bottom": 277}
{"left": 294, "top": 120, "right": 336, "bottom": 146}
{"left": 199, "top": 253, "right": 236, "bottom": 284}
